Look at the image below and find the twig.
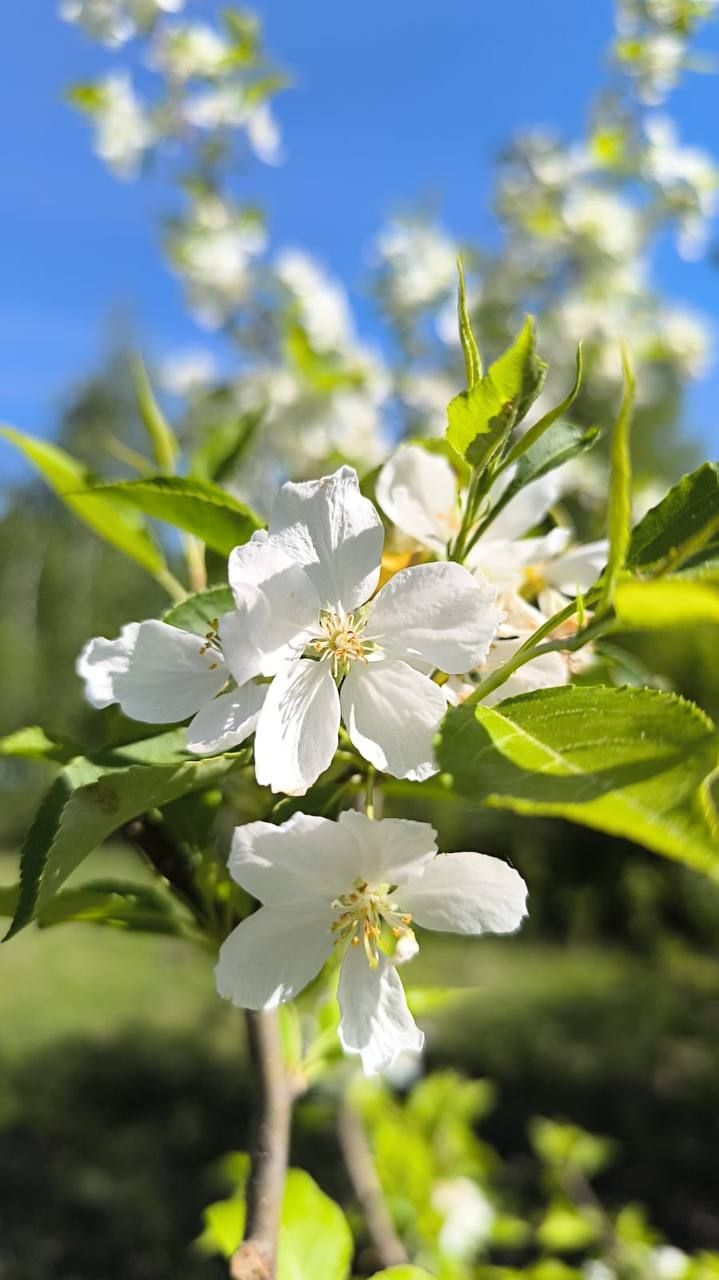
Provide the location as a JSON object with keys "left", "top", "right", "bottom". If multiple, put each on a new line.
{"left": 338, "top": 1097, "right": 408, "bottom": 1269}
{"left": 230, "top": 1010, "right": 293, "bottom": 1280}
{"left": 123, "top": 815, "right": 205, "bottom": 920}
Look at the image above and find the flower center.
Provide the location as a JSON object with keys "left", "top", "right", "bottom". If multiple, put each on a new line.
{"left": 520, "top": 564, "right": 547, "bottom": 599}
{"left": 330, "top": 879, "right": 415, "bottom": 968}
{"left": 310, "top": 611, "right": 373, "bottom": 678}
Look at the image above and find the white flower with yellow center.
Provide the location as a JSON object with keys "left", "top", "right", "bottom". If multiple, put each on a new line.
{"left": 226, "top": 466, "right": 502, "bottom": 795}
{"left": 215, "top": 810, "right": 528, "bottom": 1075}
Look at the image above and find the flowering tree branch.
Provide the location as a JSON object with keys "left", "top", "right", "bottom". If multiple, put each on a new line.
{"left": 230, "top": 1010, "right": 294, "bottom": 1280}
{"left": 338, "top": 1097, "right": 408, "bottom": 1269}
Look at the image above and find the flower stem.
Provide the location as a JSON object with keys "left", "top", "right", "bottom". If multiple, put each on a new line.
{"left": 230, "top": 1010, "right": 294, "bottom": 1280}
{"left": 338, "top": 1096, "right": 408, "bottom": 1269}
{"left": 365, "top": 767, "right": 376, "bottom": 820}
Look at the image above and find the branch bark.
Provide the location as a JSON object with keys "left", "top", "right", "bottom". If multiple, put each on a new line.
{"left": 230, "top": 1010, "right": 293, "bottom": 1280}
{"left": 338, "top": 1097, "right": 408, "bottom": 1269}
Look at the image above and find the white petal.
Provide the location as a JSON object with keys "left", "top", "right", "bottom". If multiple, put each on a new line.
{"left": 186, "top": 683, "right": 266, "bottom": 754}
{"left": 546, "top": 539, "right": 608, "bottom": 595}
{"left": 468, "top": 528, "right": 571, "bottom": 590}
{"left": 336, "top": 809, "right": 437, "bottom": 886}
{"left": 338, "top": 944, "right": 424, "bottom": 1075}
{"left": 341, "top": 659, "right": 446, "bottom": 781}
{"left": 226, "top": 534, "right": 320, "bottom": 677}
{"left": 367, "top": 561, "right": 502, "bottom": 673}
{"left": 486, "top": 468, "right": 561, "bottom": 541}
{"left": 254, "top": 659, "right": 341, "bottom": 795}
{"left": 376, "top": 444, "right": 458, "bottom": 554}
{"left": 398, "top": 850, "right": 528, "bottom": 935}
{"left": 229, "top": 812, "right": 364, "bottom": 904}
{"left": 269, "top": 465, "right": 384, "bottom": 612}
{"left": 77, "top": 619, "right": 227, "bottom": 722}
{"left": 215, "top": 904, "right": 334, "bottom": 1009}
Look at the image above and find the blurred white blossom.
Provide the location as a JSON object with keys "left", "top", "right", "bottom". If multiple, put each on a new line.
{"left": 158, "top": 349, "right": 217, "bottom": 396}
{"left": 166, "top": 196, "right": 267, "bottom": 327}
{"left": 432, "top": 1177, "right": 495, "bottom": 1259}
{"left": 275, "top": 250, "right": 355, "bottom": 352}
{"left": 376, "top": 219, "right": 457, "bottom": 311}
{"left": 92, "top": 73, "right": 155, "bottom": 179}
{"left": 60, "top": 0, "right": 183, "bottom": 47}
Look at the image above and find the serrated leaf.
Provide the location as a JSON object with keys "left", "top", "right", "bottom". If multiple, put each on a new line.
{"left": 130, "top": 353, "right": 179, "bottom": 473}
{"left": 483, "top": 421, "right": 599, "bottom": 534}
{"left": 163, "top": 585, "right": 235, "bottom": 635}
{"left": 89, "top": 476, "right": 263, "bottom": 556}
{"left": 446, "top": 317, "right": 547, "bottom": 468}
{"left": 0, "top": 426, "right": 166, "bottom": 577}
{"left": 5, "top": 745, "right": 242, "bottom": 939}
{"left": 628, "top": 461, "right": 719, "bottom": 574}
{"left": 35, "top": 878, "right": 183, "bottom": 934}
{"left": 600, "top": 347, "right": 635, "bottom": 610}
{"left": 456, "top": 257, "right": 482, "bottom": 386}
{"left": 437, "top": 685, "right": 719, "bottom": 875}
{"left": 614, "top": 575, "right": 719, "bottom": 627}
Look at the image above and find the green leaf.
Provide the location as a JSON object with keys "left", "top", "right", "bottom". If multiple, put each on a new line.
{"left": 614, "top": 575, "right": 719, "bottom": 627}
{"left": 599, "top": 348, "right": 635, "bottom": 610}
{"left": 456, "top": 257, "right": 482, "bottom": 386}
{"left": 5, "top": 742, "right": 242, "bottom": 939}
{"left": 437, "top": 685, "right": 719, "bottom": 875}
{"left": 0, "top": 726, "right": 75, "bottom": 762}
{"left": 285, "top": 323, "right": 363, "bottom": 394}
{"left": 536, "top": 1201, "right": 598, "bottom": 1251}
{"left": 191, "top": 408, "right": 265, "bottom": 484}
{"left": 89, "top": 476, "right": 263, "bottom": 556}
{"left": 628, "top": 461, "right": 719, "bottom": 574}
{"left": 130, "top": 353, "right": 179, "bottom": 473}
{"left": 0, "top": 426, "right": 167, "bottom": 578}
{"left": 368, "top": 1270, "right": 435, "bottom": 1280}
{"left": 199, "top": 1167, "right": 354, "bottom": 1279}
{"left": 34, "top": 878, "right": 183, "bottom": 934}
{"left": 482, "top": 421, "right": 599, "bottom": 534}
{"left": 163, "top": 585, "right": 235, "bottom": 635}
{"left": 504, "top": 342, "right": 583, "bottom": 468}
{"left": 446, "top": 316, "right": 547, "bottom": 468}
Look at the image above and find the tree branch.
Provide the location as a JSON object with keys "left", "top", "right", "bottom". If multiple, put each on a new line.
{"left": 338, "top": 1097, "right": 408, "bottom": 1269}
{"left": 230, "top": 1010, "right": 293, "bottom": 1280}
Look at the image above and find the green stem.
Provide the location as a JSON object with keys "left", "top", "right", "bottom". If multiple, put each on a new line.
{"left": 365, "top": 767, "right": 376, "bottom": 820}
{"left": 465, "top": 614, "right": 617, "bottom": 706}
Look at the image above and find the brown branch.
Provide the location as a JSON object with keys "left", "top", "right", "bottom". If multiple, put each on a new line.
{"left": 230, "top": 1010, "right": 294, "bottom": 1280}
{"left": 338, "top": 1097, "right": 408, "bottom": 1269}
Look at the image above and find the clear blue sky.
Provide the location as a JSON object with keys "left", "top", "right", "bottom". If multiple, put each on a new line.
{"left": 1, "top": 0, "right": 718, "bottom": 485}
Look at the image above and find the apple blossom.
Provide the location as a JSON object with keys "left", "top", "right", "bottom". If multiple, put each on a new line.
{"left": 76, "top": 617, "right": 266, "bottom": 753}
{"left": 447, "top": 593, "right": 569, "bottom": 707}
{"left": 225, "top": 466, "right": 503, "bottom": 794}
{"left": 215, "top": 810, "right": 528, "bottom": 1074}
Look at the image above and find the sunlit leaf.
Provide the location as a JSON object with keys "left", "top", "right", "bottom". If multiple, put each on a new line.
{"left": 89, "top": 476, "right": 263, "bottom": 556}
{"left": 628, "top": 460, "right": 719, "bottom": 574}
{"left": 599, "top": 346, "right": 634, "bottom": 610}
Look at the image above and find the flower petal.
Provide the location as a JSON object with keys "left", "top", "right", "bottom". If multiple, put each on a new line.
{"left": 215, "top": 904, "right": 334, "bottom": 1009}
{"left": 254, "top": 658, "right": 341, "bottom": 795}
{"left": 367, "top": 561, "right": 502, "bottom": 673}
{"left": 229, "top": 812, "right": 364, "bottom": 904}
{"left": 546, "top": 539, "right": 608, "bottom": 595}
{"left": 486, "top": 468, "right": 561, "bottom": 541}
{"left": 336, "top": 810, "right": 438, "bottom": 886}
{"left": 338, "top": 944, "right": 424, "bottom": 1075}
{"left": 398, "top": 850, "right": 528, "bottom": 935}
{"left": 269, "top": 465, "right": 384, "bottom": 612}
{"left": 186, "top": 683, "right": 266, "bottom": 754}
{"left": 468, "top": 528, "right": 571, "bottom": 590}
{"left": 341, "top": 658, "right": 446, "bottom": 781}
{"left": 226, "top": 533, "right": 320, "bottom": 677}
{"left": 376, "top": 444, "right": 458, "bottom": 554}
{"left": 76, "top": 619, "right": 227, "bottom": 722}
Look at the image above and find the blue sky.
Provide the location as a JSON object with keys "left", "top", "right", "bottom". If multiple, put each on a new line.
{"left": 1, "top": 0, "right": 718, "bottom": 485}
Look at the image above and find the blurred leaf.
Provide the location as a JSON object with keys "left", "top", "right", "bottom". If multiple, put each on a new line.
{"left": 0, "top": 884, "right": 19, "bottom": 916}
{"left": 163, "top": 585, "right": 235, "bottom": 635}
{"left": 600, "top": 347, "right": 634, "bottom": 611}
{"left": 130, "top": 354, "right": 179, "bottom": 474}
{"left": 0, "top": 725, "right": 75, "bottom": 762}
{"left": 367, "top": 1270, "right": 435, "bottom": 1279}
{"left": 35, "top": 878, "right": 183, "bottom": 934}
{"left": 191, "top": 408, "right": 265, "bottom": 484}
{"left": 536, "top": 1200, "right": 599, "bottom": 1251}
{"left": 89, "top": 476, "right": 263, "bottom": 556}
{"left": 614, "top": 575, "right": 719, "bottom": 627}
{"left": 5, "top": 744, "right": 242, "bottom": 939}
{"left": 0, "top": 426, "right": 166, "bottom": 578}
{"left": 437, "top": 685, "right": 719, "bottom": 874}
{"left": 503, "top": 342, "right": 583, "bottom": 467}
{"left": 529, "top": 1118, "right": 615, "bottom": 1176}
{"left": 456, "top": 257, "right": 482, "bottom": 386}
{"left": 446, "top": 317, "right": 547, "bottom": 468}
{"left": 628, "top": 461, "right": 719, "bottom": 574}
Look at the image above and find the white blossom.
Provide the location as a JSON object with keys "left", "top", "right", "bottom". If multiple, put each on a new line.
{"left": 76, "top": 618, "right": 266, "bottom": 753}
{"left": 448, "top": 593, "right": 569, "bottom": 707}
{"left": 92, "top": 73, "right": 155, "bottom": 180}
{"left": 215, "top": 810, "right": 528, "bottom": 1074}
{"left": 158, "top": 348, "right": 217, "bottom": 396}
{"left": 60, "top": 0, "right": 183, "bottom": 47}
{"left": 562, "top": 188, "right": 642, "bottom": 260}
{"left": 225, "top": 466, "right": 502, "bottom": 794}
{"left": 375, "top": 219, "right": 458, "bottom": 311}
{"left": 167, "top": 197, "right": 267, "bottom": 327}
{"left": 432, "top": 1177, "right": 495, "bottom": 1259}
{"left": 150, "top": 22, "right": 230, "bottom": 79}
{"left": 275, "top": 250, "right": 355, "bottom": 352}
